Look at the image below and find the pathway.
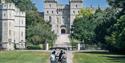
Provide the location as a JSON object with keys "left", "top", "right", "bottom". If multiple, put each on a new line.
{"left": 54, "top": 34, "right": 70, "bottom": 47}
{"left": 66, "top": 51, "right": 73, "bottom": 63}
{"left": 53, "top": 34, "right": 73, "bottom": 63}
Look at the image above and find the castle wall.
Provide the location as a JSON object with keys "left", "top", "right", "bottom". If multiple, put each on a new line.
{"left": 0, "top": 2, "right": 26, "bottom": 50}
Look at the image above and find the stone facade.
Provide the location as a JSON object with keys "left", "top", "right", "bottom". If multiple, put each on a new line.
{"left": 44, "top": 0, "right": 83, "bottom": 47}
{"left": 0, "top": 1, "right": 26, "bottom": 50}
{"left": 44, "top": 0, "right": 83, "bottom": 35}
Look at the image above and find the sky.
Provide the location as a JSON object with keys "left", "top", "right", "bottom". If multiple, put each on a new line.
{"left": 32, "top": 0, "right": 109, "bottom": 12}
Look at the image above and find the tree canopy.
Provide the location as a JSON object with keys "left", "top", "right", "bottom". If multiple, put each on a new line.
{"left": 71, "top": 1, "right": 125, "bottom": 52}
{"left": 71, "top": 8, "right": 95, "bottom": 44}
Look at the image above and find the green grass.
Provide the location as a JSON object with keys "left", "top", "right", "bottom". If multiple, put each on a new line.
{"left": 74, "top": 52, "right": 125, "bottom": 63}
{"left": 0, "top": 51, "right": 49, "bottom": 63}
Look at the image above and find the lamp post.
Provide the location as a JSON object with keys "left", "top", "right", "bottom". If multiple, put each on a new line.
{"left": 45, "top": 39, "right": 49, "bottom": 50}
{"left": 71, "top": 25, "right": 74, "bottom": 50}
{"left": 82, "top": 39, "right": 85, "bottom": 50}
{"left": 8, "top": 39, "right": 12, "bottom": 50}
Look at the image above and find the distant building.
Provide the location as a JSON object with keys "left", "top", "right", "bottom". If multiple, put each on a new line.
{"left": 44, "top": 0, "right": 83, "bottom": 47}
{"left": 44, "top": 0, "right": 83, "bottom": 35}
{"left": 0, "top": 0, "right": 26, "bottom": 50}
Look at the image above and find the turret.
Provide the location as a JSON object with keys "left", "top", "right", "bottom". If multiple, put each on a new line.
{"left": 69, "top": 0, "right": 83, "bottom": 28}
{"left": 44, "top": 0, "right": 57, "bottom": 33}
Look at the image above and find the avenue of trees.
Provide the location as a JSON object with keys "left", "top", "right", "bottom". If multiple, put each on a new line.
{"left": 5, "top": 0, "right": 56, "bottom": 49}
{"left": 71, "top": 0, "right": 125, "bottom": 52}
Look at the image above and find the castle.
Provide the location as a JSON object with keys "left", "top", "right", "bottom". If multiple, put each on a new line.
{"left": 44, "top": 0, "right": 83, "bottom": 47}
{"left": 0, "top": 0, "right": 26, "bottom": 50}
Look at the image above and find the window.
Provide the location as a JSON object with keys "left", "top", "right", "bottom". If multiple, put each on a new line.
{"left": 57, "top": 17, "right": 59, "bottom": 24}
{"left": 49, "top": 4, "right": 51, "bottom": 7}
{"left": 22, "top": 20, "right": 23, "bottom": 24}
{"left": 52, "top": 11, "right": 53, "bottom": 13}
{"left": 9, "top": 22, "right": 11, "bottom": 27}
{"left": 49, "top": 16, "right": 51, "bottom": 22}
{"left": 73, "top": 11, "right": 75, "bottom": 13}
{"left": 76, "top": 5, "right": 77, "bottom": 8}
{"left": 9, "top": 30, "right": 11, "bottom": 36}
{"left": 4, "top": 5, "right": 6, "bottom": 7}
{"left": 9, "top": 4, "right": 11, "bottom": 7}
{"left": 9, "top": 13, "right": 11, "bottom": 16}
{"left": 21, "top": 32, "right": 23, "bottom": 37}
{"left": 63, "top": 17, "right": 64, "bottom": 19}
{"left": 47, "top": 11, "right": 49, "bottom": 13}
{"left": 3, "top": 13, "right": 6, "bottom": 16}
{"left": 57, "top": 10, "right": 58, "bottom": 14}
{"left": 78, "top": 11, "right": 80, "bottom": 13}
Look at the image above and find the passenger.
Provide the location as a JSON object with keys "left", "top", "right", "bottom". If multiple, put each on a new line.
{"left": 50, "top": 51, "right": 56, "bottom": 63}
{"left": 58, "top": 50, "right": 64, "bottom": 63}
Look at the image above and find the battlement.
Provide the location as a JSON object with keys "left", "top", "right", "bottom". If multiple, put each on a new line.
{"left": 0, "top": 3, "right": 15, "bottom": 10}
{"left": 15, "top": 8, "right": 25, "bottom": 17}
{"left": 70, "top": 0, "right": 83, "bottom": 2}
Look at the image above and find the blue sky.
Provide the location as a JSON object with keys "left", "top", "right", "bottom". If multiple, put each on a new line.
{"left": 32, "top": 0, "right": 109, "bottom": 12}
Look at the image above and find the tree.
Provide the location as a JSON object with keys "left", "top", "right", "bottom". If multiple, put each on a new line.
{"left": 27, "top": 22, "right": 56, "bottom": 45}
{"left": 107, "top": 0, "right": 125, "bottom": 8}
{"left": 71, "top": 8, "right": 95, "bottom": 44}
{"left": 105, "top": 15, "right": 125, "bottom": 51}
{"left": 107, "top": 0, "right": 125, "bottom": 18}
{"left": 6, "top": 0, "right": 37, "bottom": 11}
{"left": 94, "top": 8, "right": 118, "bottom": 44}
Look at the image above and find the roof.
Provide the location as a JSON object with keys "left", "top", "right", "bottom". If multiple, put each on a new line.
{"left": 70, "top": 0, "right": 83, "bottom": 2}
{"left": 44, "top": 0, "right": 57, "bottom": 3}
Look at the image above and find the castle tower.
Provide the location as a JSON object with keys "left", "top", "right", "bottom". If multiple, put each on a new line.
{"left": 44, "top": 0, "right": 58, "bottom": 34}
{"left": 0, "top": 3, "right": 15, "bottom": 50}
{"left": 69, "top": 0, "right": 83, "bottom": 27}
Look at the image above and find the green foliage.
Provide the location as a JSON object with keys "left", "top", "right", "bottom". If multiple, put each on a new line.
{"left": 77, "top": 8, "right": 94, "bottom": 17}
{"left": 94, "top": 8, "right": 117, "bottom": 45}
{"left": 27, "top": 45, "right": 41, "bottom": 50}
{"left": 71, "top": 8, "right": 95, "bottom": 44}
{"left": 107, "top": 0, "right": 125, "bottom": 8}
{"left": 93, "top": 7, "right": 125, "bottom": 51}
{"left": 6, "top": 0, "right": 37, "bottom": 11}
{"left": 105, "top": 15, "right": 125, "bottom": 50}
{"left": 107, "top": 0, "right": 125, "bottom": 19}
{"left": 94, "top": 0, "right": 125, "bottom": 51}
{"left": 27, "top": 22, "right": 56, "bottom": 45}
{"left": 71, "top": 5, "right": 125, "bottom": 51}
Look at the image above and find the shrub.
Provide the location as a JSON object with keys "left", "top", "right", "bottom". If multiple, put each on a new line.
{"left": 27, "top": 45, "right": 42, "bottom": 50}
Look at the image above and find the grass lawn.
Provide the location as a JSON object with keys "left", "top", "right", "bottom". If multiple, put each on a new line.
{"left": 0, "top": 51, "right": 49, "bottom": 63}
{"left": 74, "top": 51, "right": 125, "bottom": 63}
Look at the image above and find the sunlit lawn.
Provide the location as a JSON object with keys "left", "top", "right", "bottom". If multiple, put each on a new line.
{"left": 0, "top": 51, "right": 49, "bottom": 63}
{"left": 74, "top": 51, "right": 125, "bottom": 63}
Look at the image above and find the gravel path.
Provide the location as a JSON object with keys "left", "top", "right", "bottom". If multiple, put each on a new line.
{"left": 66, "top": 51, "right": 73, "bottom": 63}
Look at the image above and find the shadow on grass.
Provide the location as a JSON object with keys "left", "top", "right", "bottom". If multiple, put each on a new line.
{"left": 79, "top": 51, "right": 110, "bottom": 54}
{"left": 104, "top": 55, "right": 125, "bottom": 63}
{"left": 79, "top": 51, "right": 125, "bottom": 55}
{"left": 78, "top": 51, "right": 125, "bottom": 63}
